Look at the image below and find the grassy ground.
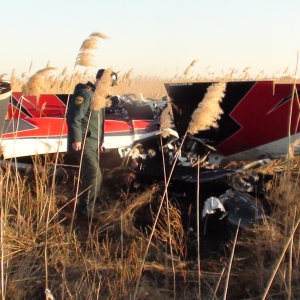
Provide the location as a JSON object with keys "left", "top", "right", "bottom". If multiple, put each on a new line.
{"left": 0, "top": 155, "right": 300, "bottom": 300}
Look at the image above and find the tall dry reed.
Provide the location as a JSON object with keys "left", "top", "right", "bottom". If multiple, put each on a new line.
{"left": 91, "top": 67, "right": 113, "bottom": 110}
{"left": 160, "top": 104, "right": 174, "bottom": 138}
{"left": 75, "top": 32, "right": 109, "bottom": 68}
{"left": 184, "top": 60, "right": 198, "bottom": 77}
{"left": 22, "top": 67, "right": 57, "bottom": 100}
{"left": 188, "top": 82, "right": 226, "bottom": 134}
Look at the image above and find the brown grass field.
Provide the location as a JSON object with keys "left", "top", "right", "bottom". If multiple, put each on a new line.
{"left": 1, "top": 32, "right": 300, "bottom": 300}
{"left": 3, "top": 62, "right": 299, "bottom": 101}
{"left": 1, "top": 155, "right": 300, "bottom": 300}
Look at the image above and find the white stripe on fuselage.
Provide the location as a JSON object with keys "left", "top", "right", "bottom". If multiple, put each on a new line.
{"left": 225, "top": 134, "right": 300, "bottom": 161}
{"left": 0, "top": 130, "right": 160, "bottom": 159}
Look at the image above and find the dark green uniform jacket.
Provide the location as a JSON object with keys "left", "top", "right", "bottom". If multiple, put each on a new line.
{"left": 67, "top": 82, "right": 105, "bottom": 152}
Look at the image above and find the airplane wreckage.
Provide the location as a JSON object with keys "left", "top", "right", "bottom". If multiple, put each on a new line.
{"left": 0, "top": 79, "right": 299, "bottom": 238}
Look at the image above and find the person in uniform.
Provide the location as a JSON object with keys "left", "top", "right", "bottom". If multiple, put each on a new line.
{"left": 67, "top": 69, "right": 116, "bottom": 218}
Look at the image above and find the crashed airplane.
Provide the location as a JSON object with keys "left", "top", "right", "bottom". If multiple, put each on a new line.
{"left": 0, "top": 79, "right": 299, "bottom": 232}
{"left": 1, "top": 80, "right": 299, "bottom": 163}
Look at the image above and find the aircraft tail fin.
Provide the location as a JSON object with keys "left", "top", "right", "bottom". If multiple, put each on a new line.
{"left": 0, "top": 81, "right": 11, "bottom": 137}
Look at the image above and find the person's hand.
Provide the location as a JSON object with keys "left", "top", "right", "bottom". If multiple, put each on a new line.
{"left": 72, "top": 142, "right": 81, "bottom": 151}
{"left": 99, "top": 145, "right": 105, "bottom": 152}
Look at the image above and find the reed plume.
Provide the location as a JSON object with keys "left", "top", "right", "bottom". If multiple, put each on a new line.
{"left": 187, "top": 82, "right": 226, "bottom": 135}
{"left": 75, "top": 52, "right": 95, "bottom": 68}
{"left": 10, "top": 69, "right": 16, "bottom": 87}
{"left": 61, "top": 67, "right": 68, "bottom": 76}
{"left": 47, "top": 75, "right": 54, "bottom": 83}
{"left": 28, "top": 59, "right": 33, "bottom": 74}
{"left": 0, "top": 73, "right": 8, "bottom": 80}
{"left": 160, "top": 105, "right": 173, "bottom": 138}
{"left": 184, "top": 60, "right": 198, "bottom": 76}
{"left": 125, "top": 68, "right": 134, "bottom": 80}
{"left": 22, "top": 67, "right": 57, "bottom": 99}
{"left": 190, "top": 60, "right": 198, "bottom": 66}
{"left": 91, "top": 67, "right": 113, "bottom": 110}
{"left": 59, "top": 75, "right": 69, "bottom": 90}
{"left": 228, "top": 68, "right": 235, "bottom": 79}
{"left": 243, "top": 66, "right": 251, "bottom": 73}
{"left": 75, "top": 32, "right": 109, "bottom": 68}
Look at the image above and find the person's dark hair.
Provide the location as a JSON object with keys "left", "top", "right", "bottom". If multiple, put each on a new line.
{"left": 96, "top": 69, "right": 105, "bottom": 79}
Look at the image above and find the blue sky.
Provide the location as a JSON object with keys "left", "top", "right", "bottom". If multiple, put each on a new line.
{"left": 2, "top": 0, "right": 300, "bottom": 79}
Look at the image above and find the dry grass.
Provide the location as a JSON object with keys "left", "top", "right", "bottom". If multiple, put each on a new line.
{"left": 0, "top": 166, "right": 195, "bottom": 299}
{"left": 2, "top": 104, "right": 300, "bottom": 299}
{"left": 7, "top": 68, "right": 169, "bottom": 100}
{"left": 2, "top": 48, "right": 300, "bottom": 299}
{"left": 184, "top": 60, "right": 198, "bottom": 77}
{"left": 75, "top": 32, "right": 109, "bottom": 68}
{"left": 5, "top": 63, "right": 300, "bottom": 102}
{"left": 91, "top": 68, "right": 113, "bottom": 111}
{"left": 2, "top": 157, "right": 300, "bottom": 300}
{"left": 22, "top": 67, "right": 57, "bottom": 100}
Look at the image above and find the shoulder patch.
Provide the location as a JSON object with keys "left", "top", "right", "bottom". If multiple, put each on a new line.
{"left": 75, "top": 96, "right": 84, "bottom": 105}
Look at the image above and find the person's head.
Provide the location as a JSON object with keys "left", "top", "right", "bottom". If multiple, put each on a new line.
{"left": 96, "top": 69, "right": 105, "bottom": 80}
{"left": 95, "top": 69, "right": 118, "bottom": 87}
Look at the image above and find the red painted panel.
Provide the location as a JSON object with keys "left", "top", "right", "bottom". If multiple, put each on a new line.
{"left": 104, "top": 120, "right": 132, "bottom": 132}
{"left": 132, "top": 120, "right": 157, "bottom": 132}
{"left": 217, "top": 82, "right": 300, "bottom": 156}
{"left": 2, "top": 118, "right": 67, "bottom": 138}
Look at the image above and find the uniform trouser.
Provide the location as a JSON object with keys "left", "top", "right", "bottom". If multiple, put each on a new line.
{"left": 74, "top": 147, "right": 102, "bottom": 214}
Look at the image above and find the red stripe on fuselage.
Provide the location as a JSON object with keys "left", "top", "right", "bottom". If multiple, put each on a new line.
{"left": 217, "top": 82, "right": 300, "bottom": 156}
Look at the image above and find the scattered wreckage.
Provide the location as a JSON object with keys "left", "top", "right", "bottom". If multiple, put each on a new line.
{"left": 1, "top": 80, "right": 299, "bottom": 239}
